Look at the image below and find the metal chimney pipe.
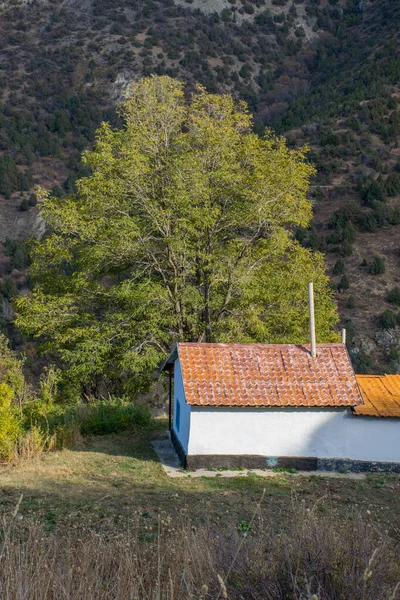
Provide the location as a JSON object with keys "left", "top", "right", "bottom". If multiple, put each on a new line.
{"left": 341, "top": 328, "right": 346, "bottom": 345}
{"left": 308, "top": 282, "right": 317, "bottom": 358}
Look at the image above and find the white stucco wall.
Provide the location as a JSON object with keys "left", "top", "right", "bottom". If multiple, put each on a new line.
{"left": 172, "top": 358, "right": 191, "bottom": 453}
{"left": 347, "top": 416, "right": 400, "bottom": 462}
{"left": 188, "top": 407, "right": 400, "bottom": 463}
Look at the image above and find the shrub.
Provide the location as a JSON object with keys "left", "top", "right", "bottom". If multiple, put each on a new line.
{"left": 19, "top": 197, "right": 29, "bottom": 212}
{"left": 0, "top": 334, "right": 25, "bottom": 461}
{"left": 339, "top": 274, "right": 349, "bottom": 290}
{"left": 4, "top": 239, "right": 30, "bottom": 270}
{"left": 362, "top": 179, "right": 386, "bottom": 206}
{"left": 361, "top": 213, "right": 379, "bottom": 232}
{"left": 78, "top": 401, "right": 152, "bottom": 436}
{"left": 0, "top": 382, "right": 21, "bottom": 462}
{"left": 337, "top": 241, "right": 353, "bottom": 257}
{"left": 331, "top": 203, "right": 361, "bottom": 228}
{"left": 353, "top": 349, "right": 372, "bottom": 373}
{"left": 368, "top": 256, "right": 385, "bottom": 275}
{"left": 333, "top": 259, "right": 345, "bottom": 275}
{"left": 385, "top": 172, "right": 400, "bottom": 197}
{"left": 25, "top": 396, "right": 152, "bottom": 439}
{"left": 28, "top": 193, "right": 37, "bottom": 207}
{"left": 380, "top": 310, "right": 397, "bottom": 330}
{"left": 388, "top": 286, "right": 400, "bottom": 306}
{"left": 13, "top": 426, "right": 49, "bottom": 461}
{"left": 347, "top": 295, "right": 355, "bottom": 309}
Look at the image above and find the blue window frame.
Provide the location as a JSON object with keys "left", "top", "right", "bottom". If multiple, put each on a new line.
{"left": 175, "top": 399, "right": 181, "bottom": 433}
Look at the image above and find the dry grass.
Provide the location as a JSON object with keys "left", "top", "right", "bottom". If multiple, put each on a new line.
{"left": 0, "top": 493, "right": 399, "bottom": 599}
{"left": 0, "top": 425, "right": 400, "bottom": 598}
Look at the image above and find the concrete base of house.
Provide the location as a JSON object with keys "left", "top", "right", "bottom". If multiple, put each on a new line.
{"left": 170, "top": 433, "right": 400, "bottom": 473}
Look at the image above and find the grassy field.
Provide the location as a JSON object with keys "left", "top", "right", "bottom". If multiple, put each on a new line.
{"left": 0, "top": 419, "right": 399, "bottom": 537}
{"left": 1, "top": 420, "right": 400, "bottom": 598}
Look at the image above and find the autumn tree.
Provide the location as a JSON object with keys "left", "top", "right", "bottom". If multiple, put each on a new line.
{"left": 17, "top": 76, "right": 338, "bottom": 397}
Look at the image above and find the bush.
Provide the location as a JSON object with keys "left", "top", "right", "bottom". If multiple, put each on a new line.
{"left": 353, "top": 349, "right": 372, "bottom": 373}
{"left": 368, "top": 256, "right": 385, "bottom": 275}
{"left": 385, "top": 172, "right": 400, "bottom": 197}
{"left": 388, "top": 286, "right": 400, "bottom": 306}
{"left": 339, "top": 274, "right": 349, "bottom": 290}
{"left": 361, "top": 213, "right": 379, "bottom": 232}
{"left": 78, "top": 401, "right": 152, "bottom": 436}
{"left": 380, "top": 310, "right": 397, "bottom": 330}
{"left": 4, "top": 239, "right": 30, "bottom": 270}
{"left": 13, "top": 426, "right": 49, "bottom": 461}
{"left": 0, "top": 382, "right": 21, "bottom": 462}
{"left": 331, "top": 203, "right": 361, "bottom": 228}
{"left": 0, "top": 334, "right": 25, "bottom": 461}
{"left": 28, "top": 193, "right": 37, "bottom": 207}
{"left": 333, "top": 259, "right": 345, "bottom": 275}
{"left": 347, "top": 295, "right": 355, "bottom": 309}
{"left": 362, "top": 179, "right": 386, "bottom": 206}
{"left": 24, "top": 396, "right": 152, "bottom": 440}
{"left": 19, "top": 198, "right": 29, "bottom": 212}
{"left": 337, "top": 241, "right": 353, "bottom": 257}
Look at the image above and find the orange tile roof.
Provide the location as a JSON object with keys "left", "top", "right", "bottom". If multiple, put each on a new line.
{"left": 355, "top": 375, "right": 400, "bottom": 417}
{"left": 167, "top": 343, "right": 363, "bottom": 408}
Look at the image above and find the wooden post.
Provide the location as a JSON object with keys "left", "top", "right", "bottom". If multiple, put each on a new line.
{"left": 308, "top": 282, "right": 317, "bottom": 358}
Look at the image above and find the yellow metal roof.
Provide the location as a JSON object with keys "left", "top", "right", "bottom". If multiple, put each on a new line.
{"left": 355, "top": 375, "right": 400, "bottom": 417}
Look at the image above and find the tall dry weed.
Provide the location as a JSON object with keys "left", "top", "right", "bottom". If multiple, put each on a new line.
{"left": 0, "top": 496, "right": 399, "bottom": 599}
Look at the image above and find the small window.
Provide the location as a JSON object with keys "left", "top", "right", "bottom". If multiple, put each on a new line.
{"left": 175, "top": 399, "right": 181, "bottom": 433}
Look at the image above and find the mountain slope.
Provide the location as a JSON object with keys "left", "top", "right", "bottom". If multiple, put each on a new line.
{"left": 0, "top": 0, "right": 400, "bottom": 372}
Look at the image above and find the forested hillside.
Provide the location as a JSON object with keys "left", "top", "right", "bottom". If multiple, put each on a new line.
{"left": 0, "top": 0, "right": 400, "bottom": 373}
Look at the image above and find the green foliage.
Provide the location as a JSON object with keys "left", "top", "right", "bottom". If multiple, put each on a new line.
{"left": 23, "top": 394, "right": 151, "bottom": 440}
{"left": 4, "top": 239, "right": 31, "bottom": 270}
{"left": 368, "top": 256, "right": 385, "bottom": 275}
{"left": 333, "top": 260, "right": 345, "bottom": 275}
{"left": 0, "top": 278, "right": 18, "bottom": 300}
{"left": 380, "top": 310, "right": 397, "bottom": 330}
{"left": 17, "top": 77, "right": 338, "bottom": 396}
{"left": 361, "top": 213, "right": 379, "bottom": 233}
{"left": 353, "top": 349, "right": 372, "bottom": 374}
{"left": 0, "top": 383, "right": 20, "bottom": 462}
{"left": 0, "top": 334, "right": 24, "bottom": 461}
{"left": 347, "top": 295, "right": 355, "bottom": 309}
{"left": 387, "top": 286, "right": 400, "bottom": 306}
{"left": 337, "top": 241, "right": 353, "bottom": 258}
{"left": 385, "top": 172, "right": 400, "bottom": 197}
{"left": 339, "top": 274, "right": 349, "bottom": 290}
{"left": 331, "top": 203, "right": 361, "bottom": 228}
{"left": 28, "top": 193, "right": 38, "bottom": 207}
{"left": 361, "top": 179, "right": 386, "bottom": 207}
{"left": 19, "top": 198, "right": 29, "bottom": 212}
{"left": 78, "top": 401, "right": 151, "bottom": 435}
{"left": 0, "top": 155, "right": 31, "bottom": 200}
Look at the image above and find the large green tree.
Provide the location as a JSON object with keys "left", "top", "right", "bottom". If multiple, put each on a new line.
{"left": 17, "top": 76, "right": 338, "bottom": 397}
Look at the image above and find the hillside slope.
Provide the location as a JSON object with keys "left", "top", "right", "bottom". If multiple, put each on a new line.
{"left": 0, "top": 0, "right": 400, "bottom": 372}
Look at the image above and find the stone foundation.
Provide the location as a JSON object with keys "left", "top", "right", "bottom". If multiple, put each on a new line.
{"left": 174, "top": 450, "right": 400, "bottom": 473}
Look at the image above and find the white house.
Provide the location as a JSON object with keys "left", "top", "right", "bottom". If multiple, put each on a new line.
{"left": 162, "top": 342, "right": 400, "bottom": 472}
